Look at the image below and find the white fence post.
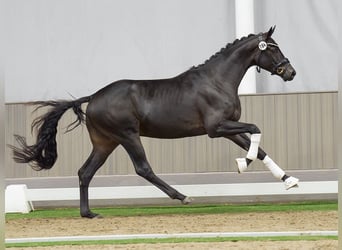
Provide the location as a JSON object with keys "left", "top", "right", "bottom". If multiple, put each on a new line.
{"left": 235, "top": 0, "right": 256, "bottom": 94}
{"left": 5, "top": 184, "right": 34, "bottom": 213}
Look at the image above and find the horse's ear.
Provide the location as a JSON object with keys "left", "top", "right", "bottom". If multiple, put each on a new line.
{"left": 266, "top": 25, "right": 276, "bottom": 39}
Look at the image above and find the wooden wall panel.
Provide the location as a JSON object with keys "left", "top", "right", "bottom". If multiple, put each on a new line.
{"left": 5, "top": 92, "right": 337, "bottom": 178}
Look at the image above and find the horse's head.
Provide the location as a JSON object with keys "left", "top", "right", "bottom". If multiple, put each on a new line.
{"left": 255, "top": 26, "right": 296, "bottom": 81}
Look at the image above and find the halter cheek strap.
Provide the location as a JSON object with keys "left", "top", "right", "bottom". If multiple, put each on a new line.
{"left": 256, "top": 36, "right": 290, "bottom": 75}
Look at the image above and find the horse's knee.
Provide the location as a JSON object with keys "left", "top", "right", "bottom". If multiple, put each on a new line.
{"left": 248, "top": 124, "right": 261, "bottom": 134}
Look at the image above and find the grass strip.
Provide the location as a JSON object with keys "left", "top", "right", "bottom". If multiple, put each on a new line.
{"left": 5, "top": 235, "right": 337, "bottom": 248}
{"left": 6, "top": 201, "right": 337, "bottom": 220}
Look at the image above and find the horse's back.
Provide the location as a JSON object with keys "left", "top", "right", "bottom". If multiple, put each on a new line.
{"left": 85, "top": 77, "right": 207, "bottom": 139}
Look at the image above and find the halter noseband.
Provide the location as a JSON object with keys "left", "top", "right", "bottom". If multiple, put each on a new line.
{"left": 256, "top": 36, "right": 290, "bottom": 75}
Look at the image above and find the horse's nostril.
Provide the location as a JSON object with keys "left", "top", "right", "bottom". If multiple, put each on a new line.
{"left": 292, "top": 70, "right": 296, "bottom": 77}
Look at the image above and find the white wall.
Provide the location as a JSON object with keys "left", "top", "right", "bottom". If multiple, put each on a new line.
{"left": 5, "top": 0, "right": 338, "bottom": 102}
{"left": 5, "top": 0, "right": 234, "bottom": 102}
{"left": 255, "top": 0, "right": 338, "bottom": 93}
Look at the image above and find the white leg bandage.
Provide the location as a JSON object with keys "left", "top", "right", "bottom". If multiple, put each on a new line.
{"left": 236, "top": 158, "right": 248, "bottom": 173}
{"left": 263, "top": 155, "right": 285, "bottom": 180}
{"left": 246, "top": 133, "right": 261, "bottom": 160}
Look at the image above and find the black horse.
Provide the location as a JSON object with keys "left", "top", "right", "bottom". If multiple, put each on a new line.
{"left": 11, "top": 27, "right": 299, "bottom": 218}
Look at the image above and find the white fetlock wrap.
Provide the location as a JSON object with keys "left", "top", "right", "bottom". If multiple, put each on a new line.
{"left": 246, "top": 133, "right": 261, "bottom": 161}
{"left": 236, "top": 158, "right": 248, "bottom": 173}
{"left": 263, "top": 155, "right": 285, "bottom": 180}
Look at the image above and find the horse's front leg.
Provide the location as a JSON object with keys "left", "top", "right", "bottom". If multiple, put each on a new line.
{"left": 207, "top": 119, "right": 262, "bottom": 162}
{"left": 207, "top": 120, "right": 299, "bottom": 189}
{"left": 226, "top": 133, "right": 266, "bottom": 173}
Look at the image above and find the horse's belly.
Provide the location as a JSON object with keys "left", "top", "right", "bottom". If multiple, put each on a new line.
{"left": 139, "top": 119, "right": 206, "bottom": 139}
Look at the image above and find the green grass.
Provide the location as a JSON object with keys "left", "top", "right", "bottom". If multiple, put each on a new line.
{"left": 6, "top": 200, "right": 337, "bottom": 220}
{"left": 5, "top": 236, "right": 338, "bottom": 248}
{"left": 5, "top": 201, "right": 337, "bottom": 248}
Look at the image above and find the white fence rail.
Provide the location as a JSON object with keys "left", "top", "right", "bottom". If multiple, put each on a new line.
{"left": 5, "top": 181, "right": 338, "bottom": 213}
{"left": 28, "top": 181, "right": 337, "bottom": 201}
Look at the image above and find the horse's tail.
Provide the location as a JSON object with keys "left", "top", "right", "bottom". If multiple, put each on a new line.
{"left": 9, "top": 96, "right": 91, "bottom": 171}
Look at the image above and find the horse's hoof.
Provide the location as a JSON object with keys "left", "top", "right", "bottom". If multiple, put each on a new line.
{"left": 284, "top": 176, "right": 299, "bottom": 190}
{"left": 236, "top": 158, "right": 247, "bottom": 173}
{"left": 181, "top": 196, "right": 193, "bottom": 205}
{"left": 81, "top": 212, "right": 103, "bottom": 219}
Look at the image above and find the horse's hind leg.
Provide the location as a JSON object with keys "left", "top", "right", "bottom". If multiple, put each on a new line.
{"left": 122, "top": 135, "right": 192, "bottom": 204}
{"left": 78, "top": 143, "right": 117, "bottom": 218}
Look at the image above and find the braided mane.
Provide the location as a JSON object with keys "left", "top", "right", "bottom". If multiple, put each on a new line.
{"left": 190, "top": 33, "right": 257, "bottom": 70}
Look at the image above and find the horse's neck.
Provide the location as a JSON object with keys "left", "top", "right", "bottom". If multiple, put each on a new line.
{"left": 211, "top": 44, "right": 257, "bottom": 92}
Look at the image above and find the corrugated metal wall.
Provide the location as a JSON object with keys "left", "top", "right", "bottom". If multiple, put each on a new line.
{"left": 5, "top": 92, "right": 337, "bottom": 178}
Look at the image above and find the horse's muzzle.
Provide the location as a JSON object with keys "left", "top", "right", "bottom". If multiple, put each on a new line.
{"left": 282, "top": 65, "right": 296, "bottom": 81}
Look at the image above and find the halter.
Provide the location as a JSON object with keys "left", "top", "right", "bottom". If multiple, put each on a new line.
{"left": 256, "top": 36, "right": 290, "bottom": 75}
